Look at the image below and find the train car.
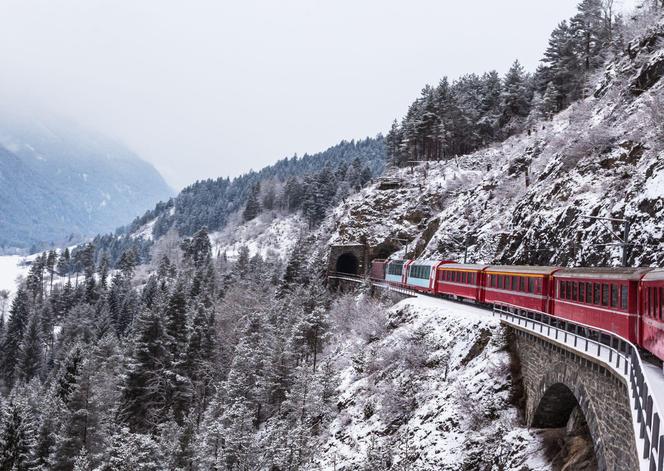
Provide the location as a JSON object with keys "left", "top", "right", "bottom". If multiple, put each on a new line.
{"left": 385, "top": 259, "right": 413, "bottom": 286}
{"left": 551, "top": 267, "right": 652, "bottom": 344}
{"left": 435, "top": 264, "right": 488, "bottom": 302}
{"left": 404, "top": 260, "right": 448, "bottom": 294}
{"left": 369, "top": 259, "right": 387, "bottom": 281}
{"left": 484, "top": 265, "right": 559, "bottom": 312}
{"left": 639, "top": 269, "right": 664, "bottom": 361}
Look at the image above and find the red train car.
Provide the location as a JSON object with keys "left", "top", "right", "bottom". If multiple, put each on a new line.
{"left": 435, "top": 264, "right": 488, "bottom": 302}
{"left": 484, "top": 266, "right": 558, "bottom": 313}
{"left": 640, "top": 269, "right": 664, "bottom": 361}
{"left": 551, "top": 268, "right": 652, "bottom": 344}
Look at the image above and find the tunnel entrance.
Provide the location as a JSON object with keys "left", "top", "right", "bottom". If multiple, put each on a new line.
{"left": 335, "top": 252, "right": 360, "bottom": 275}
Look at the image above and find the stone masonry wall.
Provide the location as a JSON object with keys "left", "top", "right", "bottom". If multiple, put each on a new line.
{"left": 511, "top": 326, "right": 639, "bottom": 471}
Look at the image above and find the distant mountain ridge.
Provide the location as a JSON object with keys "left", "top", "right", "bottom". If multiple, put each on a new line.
{"left": 0, "top": 114, "right": 174, "bottom": 251}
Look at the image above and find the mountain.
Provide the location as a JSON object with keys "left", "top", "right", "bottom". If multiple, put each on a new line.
{"left": 0, "top": 114, "right": 173, "bottom": 251}
{"left": 84, "top": 136, "right": 385, "bottom": 266}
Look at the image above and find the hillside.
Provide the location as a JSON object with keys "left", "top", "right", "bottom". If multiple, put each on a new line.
{"left": 323, "top": 18, "right": 664, "bottom": 268}
{"left": 0, "top": 114, "right": 173, "bottom": 252}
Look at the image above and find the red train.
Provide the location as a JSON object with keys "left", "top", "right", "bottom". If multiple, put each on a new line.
{"left": 370, "top": 259, "right": 664, "bottom": 362}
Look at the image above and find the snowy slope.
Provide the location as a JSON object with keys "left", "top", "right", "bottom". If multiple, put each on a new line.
{"left": 321, "top": 21, "right": 664, "bottom": 268}
{"left": 209, "top": 213, "right": 308, "bottom": 262}
{"left": 313, "top": 295, "right": 550, "bottom": 470}
{"left": 0, "top": 255, "right": 29, "bottom": 297}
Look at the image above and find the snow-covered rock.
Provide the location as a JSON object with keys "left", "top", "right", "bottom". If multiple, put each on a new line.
{"left": 313, "top": 295, "right": 550, "bottom": 470}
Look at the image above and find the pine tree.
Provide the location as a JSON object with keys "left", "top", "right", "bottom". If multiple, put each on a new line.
{"left": 243, "top": 183, "right": 261, "bottom": 222}
{"left": 98, "top": 252, "right": 110, "bottom": 292}
{"left": 1, "top": 288, "right": 31, "bottom": 391}
{"left": 500, "top": 60, "right": 532, "bottom": 129}
{"left": 0, "top": 396, "right": 36, "bottom": 470}
{"left": 46, "top": 250, "right": 57, "bottom": 295}
{"left": 57, "top": 248, "right": 71, "bottom": 284}
{"left": 16, "top": 312, "right": 43, "bottom": 384}
{"left": 118, "top": 310, "right": 170, "bottom": 433}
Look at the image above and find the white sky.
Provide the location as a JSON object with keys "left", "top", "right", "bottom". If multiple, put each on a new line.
{"left": 0, "top": 0, "right": 637, "bottom": 189}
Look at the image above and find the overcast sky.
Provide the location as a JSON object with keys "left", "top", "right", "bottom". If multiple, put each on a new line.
{"left": 0, "top": 0, "right": 636, "bottom": 190}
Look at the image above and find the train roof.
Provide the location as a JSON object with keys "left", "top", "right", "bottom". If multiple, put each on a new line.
{"left": 554, "top": 267, "right": 653, "bottom": 281}
{"left": 438, "top": 263, "right": 488, "bottom": 271}
{"left": 485, "top": 265, "right": 559, "bottom": 275}
{"left": 637, "top": 269, "right": 664, "bottom": 282}
{"left": 407, "top": 259, "right": 443, "bottom": 266}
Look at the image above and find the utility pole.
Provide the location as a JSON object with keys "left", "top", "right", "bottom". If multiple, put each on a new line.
{"left": 581, "top": 215, "right": 631, "bottom": 267}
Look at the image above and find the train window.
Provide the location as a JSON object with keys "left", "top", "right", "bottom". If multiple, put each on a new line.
{"left": 586, "top": 283, "right": 593, "bottom": 304}
{"left": 559, "top": 281, "right": 565, "bottom": 299}
{"left": 388, "top": 262, "right": 404, "bottom": 276}
{"left": 572, "top": 282, "right": 578, "bottom": 301}
{"left": 610, "top": 285, "right": 618, "bottom": 308}
{"left": 497, "top": 275, "right": 503, "bottom": 289}
{"left": 469, "top": 273, "right": 474, "bottom": 284}
{"left": 536, "top": 278, "right": 542, "bottom": 294}
{"left": 649, "top": 287, "right": 654, "bottom": 317}
{"left": 528, "top": 278, "right": 535, "bottom": 293}
{"left": 579, "top": 283, "right": 585, "bottom": 303}
{"left": 511, "top": 276, "right": 517, "bottom": 291}
{"left": 621, "top": 286, "right": 628, "bottom": 310}
{"left": 594, "top": 284, "right": 601, "bottom": 305}
{"left": 461, "top": 272, "right": 467, "bottom": 283}
{"left": 566, "top": 281, "right": 572, "bottom": 299}
{"left": 519, "top": 277, "right": 525, "bottom": 292}
{"left": 601, "top": 284, "right": 609, "bottom": 306}
{"left": 660, "top": 287, "right": 664, "bottom": 319}
{"left": 654, "top": 288, "right": 659, "bottom": 317}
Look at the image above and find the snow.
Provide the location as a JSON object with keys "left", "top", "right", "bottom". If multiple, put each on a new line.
{"left": 644, "top": 165, "right": 664, "bottom": 200}
{"left": 314, "top": 294, "right": 551, "bottom": 470}
{"left": 209, "top": 213, "right": 306, "bottom": 261}
{"left": 0, "top": 255, "right": 29, "bottom": 297}
{"left": 131, "top": 217, "right": 157, "bottom": 241}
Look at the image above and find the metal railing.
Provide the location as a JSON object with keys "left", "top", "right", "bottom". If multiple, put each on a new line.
{"left": 493, "top": 303, "right": 663, "bottom": 471}
{"left": 327, "top": 272, "right": 419, "bottom": 297}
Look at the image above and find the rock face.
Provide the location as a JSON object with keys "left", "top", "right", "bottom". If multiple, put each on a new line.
{"left": 313, "top": 296, "right": 551, "bottom": 470}
{"left": 0, "top": 114, "right": 173, "bottom": 250}
{"left": 324, "top": 21, "right": 664, "bottom": 268}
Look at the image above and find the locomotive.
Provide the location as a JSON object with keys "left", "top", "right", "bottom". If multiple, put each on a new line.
{"left": 370, "top": 259, "right": 664, "bottom": 362}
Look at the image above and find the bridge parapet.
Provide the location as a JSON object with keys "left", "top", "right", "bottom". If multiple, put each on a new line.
{"left": 495, "top": 305, "right": 663, "bottom": 471}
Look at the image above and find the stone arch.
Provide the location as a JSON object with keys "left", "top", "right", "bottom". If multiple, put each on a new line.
{"left": 530, "top": 375, "right": 606, "bottom": 471}
{"left": 335, "top": 252, "right": 360, "bottom": 275}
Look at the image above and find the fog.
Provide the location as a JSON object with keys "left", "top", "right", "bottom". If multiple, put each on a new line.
{"left": 0, "top": 0, "right": 636, "bottom": 189}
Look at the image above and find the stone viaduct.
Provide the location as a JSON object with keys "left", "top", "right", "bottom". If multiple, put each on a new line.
{"left": 511, "top": 325, "right": 640, "bottom": 471}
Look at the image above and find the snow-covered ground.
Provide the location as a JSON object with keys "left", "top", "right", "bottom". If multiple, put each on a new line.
{"left": 210, "top": 212, "right": 307, "bottom": 262}
{"left": 0, "top": 255, "right": 29, "bottom": 297}
{"left": 315, "top": 294, "right": 550, "bottom": 470}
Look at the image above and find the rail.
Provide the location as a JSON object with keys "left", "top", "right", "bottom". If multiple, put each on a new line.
{"left": 493, "top": 302, "right": 663, "bottom": 471}
{"left": 327, "top": 272, "right": 419, "bottom": 297}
